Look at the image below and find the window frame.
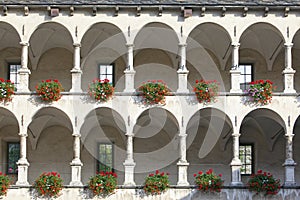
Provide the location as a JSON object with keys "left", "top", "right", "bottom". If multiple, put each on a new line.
{"left": 239, "top": 143, "right": 254, "bottom": 176}
{"left": 96, "top": 142, "right": 114, "bottom": 173}
{"left": 98, "top": 64, "right": 115, "bottom": 86}
{"left": 238, "top": 63, "right": 254, "bottom": 91}
{"left": 6, "top": 142, "right": 20, "bottom": 175}
{"left": 7, "top": 63, "right": 21, "bottom": 90}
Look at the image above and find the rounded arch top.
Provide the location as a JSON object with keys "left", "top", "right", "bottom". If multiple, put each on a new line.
{"left": 0, "top": 107, "right": 19, "bottom": 132}
{"left": 240, "top": 108, "right": 286, "bottom": 134}
{"left": 30, "top": 106, "right": 73, "bottom": 133}
{"left": 0, "top": 21, "right": 22, "bottom": 50}
{"left": 238, "top": 22, "right": 285, "bottom": 44}
{"left": 80, "top": 22, "right": 127, "bottom": 63}
{"left": 133, "top": 22, "right": 179, "bottom": 53}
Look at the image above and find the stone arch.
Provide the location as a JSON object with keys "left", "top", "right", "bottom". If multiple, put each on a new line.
{"left": 81, "top": 22, "right": 127, "bottom": 92}
{"left": 186, "top": 22, "right": 231, "bottom": 92}
{"left": 80, "top": 107, "right": 126, "bottom": 184}
{"left": 134, "top": 22, "right": 179, "bottom": 91}
{"left": 0, "top": 22, "right": 22, "bottom": 80}
{"left": 239, "top": 22, "right": 285, "bottom": 72}
{"left": 27, "top": 106, "right": 73, "bottom": 184}
{"left": 186, "top": 107, "right": 233, "bottom": 185}
{"left": 133, "top": 107, "right": 179, "bottom": 185}
{"left": 239, "top": 108, "right": 286, "bottom": 183}
{"left": 292, "top": 115, "right": 300, "bottom": 185}
{"left": 28, "top": 22, "right": 74, "bottom": 70}
{"left": 291, "top": 28, "right": 300, "bottom": 92}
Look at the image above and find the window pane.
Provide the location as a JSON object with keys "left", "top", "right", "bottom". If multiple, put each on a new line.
{"left": 9, "top": 64, "right": 21, "bottom": 91}
{"left": 239, "top": 145, "right": 253, "bottom": 175}
{"left": 97, "top": 143, "right": 113, "bottom": 173}
{"left": 245, "top": 65, "right": 252, "bottom": 74}
{"left": 106, "top": 65, "right": 113, "bottom": 74}
{"left": 245, "top": 75, "right": 252, "bottom": 83}
{"left": 7, "top": 143, "right": 20, "bottom": 174}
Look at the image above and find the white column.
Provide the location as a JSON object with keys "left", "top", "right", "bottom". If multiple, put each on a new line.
{"left": 177, "top": 129, "right": 189, "bottom": 186}
{"left": 70, "top": 133, "right": 83, "bottom": 186}
{"left": 124, "top": 44, "right": 136, "bottom": 93}
{"left": 123, "top": 133, "right": 136, "bottom": 186}
{"left": 70, "top": 43, "right": 82, "bottom": 93}
{"left": 283, "top": 43, "right": 296, "bottom": 93}
{"left": 16, "top": 134, "right": 29, "bottom": 185}
{"left": 18, "top": 42, "right": 31, "bottom": 92}
{"left": 230, "top": 132, "right": 243, "bottom": 186}
{"left": 177, "top": 43, "right": 189, "bottom": 93}
{"left": 283, "top": 132, "right": 296, "bottom": 186}
{"left": 230, "top": 42, "right": 242, "bottom": 93}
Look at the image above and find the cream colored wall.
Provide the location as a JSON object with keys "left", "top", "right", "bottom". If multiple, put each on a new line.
{"left": 27, "top": 126, "right": 73, "bottom": 184}
{"left": 81, "top": 48, "right": 126, "bottom": 92}
{"left": 29, "top": 48, "right": 72, "bottom": 91}
{"left": 240, "top": 125, "right": 285, "bottom": 183}
{"left": 81, "top": 126, "right": 126, "bottom": 184}
{"left": 186, "top": 125, "right": 232, "bottom": 185}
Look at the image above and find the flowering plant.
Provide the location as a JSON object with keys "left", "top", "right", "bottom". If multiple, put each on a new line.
{"left": 34, "top": 172, "right": 63, "bottom": 198}
{"left": 88, "top": 171, "right": 117, "bottom": 196}
{"left": 144, "top": 170, "right": 170, "bottom": 195}
{"left": 247, "top": 170, "right": 281, "bottom": 195}
{"left": 0, "top": 172, "right": 10, "bottom": 196}
{"left": 246, "top": 80, "right": 273, "bottom": 105}
{"left": 35, "top": 79, "right": 63, "bottom": 102}
{"left": 0, "top": 78, "right": 15, "bottom": 102}
{"left": 193, "top": 80, "right": 219, "bottom": 103}
{"left": 194, "top": 168, "right": 223, "bottom": 193}
{"left": 88, "top": 79, "right": 114, "bottom": 102}
{"left": 138, "top": 80, "right": 170, "bottom": 105}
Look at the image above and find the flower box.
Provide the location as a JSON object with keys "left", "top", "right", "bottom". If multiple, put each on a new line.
{"left": 138, "top": 80, "right": 169, "bottom": 105}
{"left": 0, "top": 78, "right": 15, "bottom": 102}
{"left": 247, "top": 170, "right": 280, "bottom": 195}
{"left": 34, "top": 172, "right": 63, "bottom": 198}
{"left": 88, "top": 171, "right": 117, "bottom": 196}
{"left": 194, "top": 168, "right": 223, "bottom": 193}
{"left": 144, "top": 170, "right": 170, "bottom": 195}
{"left": 246, "top": 80, "right": 273, "bottom": 105}
{"left": 88, "top": 79, "right": 114, "bottom": 102}
{"left": 193, "top": 80, "right": 219, "bottom": 104}
{"left": 35, "top": 79, "right": 63, "bottom": 102}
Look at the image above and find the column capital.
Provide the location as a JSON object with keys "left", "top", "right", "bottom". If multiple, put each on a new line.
{"left": 231, "top": 42, "right": 240, "bottom": 47}
{"left": 126, "top": 43, "right": 134, "bottom": 48}
{"left": 73, "top": 42, "right": 81, "bottom": 47}
{"left": 18, "top": 133, "right": 28, "bottom": 137}
{"left": 178, "top": 43, "right": 187, "bottom": 47}
{"left": 232, "top": 133, "right": 241, "bottom": 137}
{"left": 72, "top": 133, "right": 81, "bottom": 137}
{"left": 284, "top": 42, "right": 293, "bottom": 48}
{"left": 20, "top": 41, "right": 29, "bottom": 46}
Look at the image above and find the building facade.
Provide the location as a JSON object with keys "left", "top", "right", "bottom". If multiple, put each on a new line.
{"left": 0, "top": 0, "right": 300, "bottom": 199}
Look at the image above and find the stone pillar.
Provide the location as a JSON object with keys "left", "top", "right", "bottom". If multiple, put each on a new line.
{"left": 283, "top": 133, "right": 296, "bottom": 186}
{"left": 177, "top": 130, "right": 189, "bottom": 186}
{"left": 123, "top": 133, "right": 136, "bottom": 186}
{"left": 283, "top": 43, "right": 296, "bottom": 93}
{"left": 70, "top": 43, "right": 82, "bottom": 93}
{"left": 230, "top": 132, "right": 243, "bottom": 186}
{"left": 124, "top": 44, "right": 136, "bottom": 93}
{"left": 177, "top": 43, "right": 189, "bottom": 93}
{"left": 70, "top": 133, "right": 83, "bottom": 186}
{"left": 16, "top": 134, "right": 29, "bottom": 185}
{"left": 18, "top": 42, "right": 31, "bottom": 92}
{"left": 230, "top": 42, "right": 242, "bottom": 93}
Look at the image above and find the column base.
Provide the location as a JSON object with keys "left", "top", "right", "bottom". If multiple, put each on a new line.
{"left": 70, "top": 68, "right": 82, "bottom": 93}
{"left": 16, "top": 159, "right": 30, "bottom": 186}
{"left": 123, "top": 70, "right": 136, "bottom": 93}
{"left": 177, "top": 161, "right": 189, "bottom": 186}
{"left": 123, "top": 160, "right": 136, "bottom": 186}
{"left": 177, "top": 70, "right": 189, "bottom": 93}
{"left": 283, "top": 159, "right": 297, "bottom": 186}
{"left": 283, "top": 68, "right": 296, "bottom": 93}
{"left": 230, "top": 69, "right": 242, "bottom": 93}
{"left": 70, "top": 159, "right": 83, "bottom": 186}
{"left": 18, "top": 68, "right": 31, "bottom": 93}
{"left": 230, "top": 159, "right": 243, "bottom": 186}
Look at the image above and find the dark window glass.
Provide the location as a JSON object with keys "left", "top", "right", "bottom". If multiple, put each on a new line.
{"left": 7, "top": 142, "right": 20, "bottom": 174}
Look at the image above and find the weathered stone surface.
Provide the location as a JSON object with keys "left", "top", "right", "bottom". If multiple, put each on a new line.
{"left": 1, "top": 0, "right": 300, "bottom": 6}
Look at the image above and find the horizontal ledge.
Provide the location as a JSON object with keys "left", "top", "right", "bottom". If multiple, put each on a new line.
{"left": 14, "top": 91, "right": 300, "bottom": 97}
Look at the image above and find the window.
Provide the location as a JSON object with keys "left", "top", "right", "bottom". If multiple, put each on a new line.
{"left": 238, "top": 64, "right": 253, "bottom": 91}
{"left": 8, "top": 63, "right": 21, "bottom": 90}
{"left": 7, "top": 142, "right": 20, "bottom": 174}
{"left": 97, "top": 143, "right": 113, "bottom": 173}
{"left": 99, "top": 64, "right": 114, "bottom": 85}
{"left": 239, "top": 144, "right": 253, "bottom": 175}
